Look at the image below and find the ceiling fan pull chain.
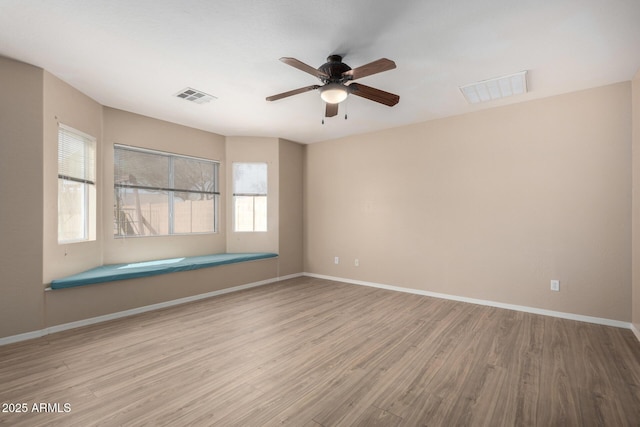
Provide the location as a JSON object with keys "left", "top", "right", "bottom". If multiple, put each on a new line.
{"left": 344, "top": 97, "right": 349, "bottom": 120}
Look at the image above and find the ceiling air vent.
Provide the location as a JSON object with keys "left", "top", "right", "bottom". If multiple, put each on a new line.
{"left": 459, "top": 71, "right": 528, "bottom": 104}
{"left": 174, "top": 87, "right": 217, "bottom": 104}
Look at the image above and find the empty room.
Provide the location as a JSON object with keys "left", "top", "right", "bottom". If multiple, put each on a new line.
{"left": 1, "top": 0, "right": 640, "bottom": 425}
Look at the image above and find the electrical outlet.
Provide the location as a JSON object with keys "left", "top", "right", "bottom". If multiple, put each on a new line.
{"left": 334, "top": 256, "right": 339, "bottom": 265}
{"left": 550, "top": 280, "right": 560, "bottom": 292}
{"left": 354, "top": 259, "right": 359, "bottom": 267}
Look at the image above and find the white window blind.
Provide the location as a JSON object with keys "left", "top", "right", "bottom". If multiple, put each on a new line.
{"left": 58, "top": 125, "right": 96, "bottom": 185}
{"left": 233, "top": 163, "right": 268, "bottom": 196}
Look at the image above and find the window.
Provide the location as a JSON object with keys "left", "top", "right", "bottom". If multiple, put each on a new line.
{"left": 114, "top": 145, "right": 219, "bottom": 237}
{"left": 233, "top": 162, "right": 267, "bottom": 232}
{"left": 58, "top": 124, "right": 96, "bottom": 243}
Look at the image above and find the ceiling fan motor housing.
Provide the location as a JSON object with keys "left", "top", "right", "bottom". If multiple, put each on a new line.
{"left": 318, "top": 55, "right": 352, "bottom": 84}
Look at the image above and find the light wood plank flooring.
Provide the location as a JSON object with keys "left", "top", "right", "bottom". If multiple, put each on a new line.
{"left": 1, "top": 276, "right": 639, "bottom": 426}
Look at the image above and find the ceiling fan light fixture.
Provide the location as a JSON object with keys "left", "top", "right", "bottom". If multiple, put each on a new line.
{"left": 320, "top": 83, "right": 349, "bottom": 104}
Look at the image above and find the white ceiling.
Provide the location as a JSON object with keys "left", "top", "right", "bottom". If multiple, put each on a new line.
{"left": 1, "top": 0, "right": 640, "bottom": 143}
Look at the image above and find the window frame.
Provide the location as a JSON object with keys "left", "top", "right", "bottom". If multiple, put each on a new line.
{"left": 113, "top": 144, "right": 220, "bottom": 238}
{"left": 232, "top": 162, "right": 268, "bottom": 233}
{"left": 57, "top": 123, "right": 97, "bottom": 244}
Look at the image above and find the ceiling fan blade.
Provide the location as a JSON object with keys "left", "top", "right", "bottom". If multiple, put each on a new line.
{"left": 266, "top": 85, "right": 320, "bottom": 101}
{"left": 349, "top": 83, "right": 400, "bottom": 106}
{"left": 280, "top": 57, "right": 329, "bottom": 79}
{"left": 325, "top": 102, "right": 338, "bottom": 117}
{"left": 343, "top": 58, "right": 396, "bottom": 80}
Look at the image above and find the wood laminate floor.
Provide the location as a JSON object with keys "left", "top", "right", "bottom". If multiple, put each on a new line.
{"left": 1, "top": 276, "right": 639, "bottom": 426}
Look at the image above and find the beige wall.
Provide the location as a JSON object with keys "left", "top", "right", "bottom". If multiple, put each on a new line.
{"left": 305, "top": 82, "right": 632, "bottom": 321}
{"left": 102, "top": 108, "right": 227, "bottom": 264}
{"left": 633, "top": 71, "right": 640, "bottom": 333}
{"left": 45, "top": 257, "right": 278, "bottom": 326}
{"left": 279, "top": 139, "right": 304, "bottom": 276}
{"left": 225, "top": 136, "right": 280, "bottom": 254}
{"left": 43, "top": 72, "right": 104, "bottom": 283}
{"left": 0, "top": 57, "right": 44, "bottom": 337}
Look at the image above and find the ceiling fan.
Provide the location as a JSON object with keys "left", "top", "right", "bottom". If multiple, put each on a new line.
{"left": 266, "top": 55, "right": 400, "bottom": 118}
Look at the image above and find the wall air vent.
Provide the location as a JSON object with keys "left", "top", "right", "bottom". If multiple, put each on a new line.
{"left": 174, "top": 87, "right": 217, "bottom": 104}
{"left": 459, "top": 71, "right": 528, "bottom": 104}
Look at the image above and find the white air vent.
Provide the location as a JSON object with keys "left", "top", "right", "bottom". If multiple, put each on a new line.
{"left": 174, "top": 87, "right": 217, "bottom": 104}
{"left": 460, "top": 71, "right": 528, "bottom": 104}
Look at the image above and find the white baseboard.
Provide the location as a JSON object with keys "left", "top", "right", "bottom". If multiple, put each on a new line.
{"left": 2, "top": 272, "right": 633, "bottom": 346}
{"left": 277, "top": 272, "right": 305, "bottom": 281}
{"left": 304, "top": 272, "right": 632, "bottom": 330}
{"left": 1, "top": 273, "right": 302, "bottom": 346}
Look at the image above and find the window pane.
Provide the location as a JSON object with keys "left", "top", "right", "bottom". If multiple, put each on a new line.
{"left": 233, "top": 163, "right": 267, "bottom": 195}
{"left": 234, "top": 196, "right": 255, "bottom": 232}
{"left": 254, "top": 195, "right": 267, "bottom": 232}
{"left": 114, "top": 187, "right": 169, "bottom": 236}
{"left": 233, "top": 162, "right": 267, "bottom": 232}
{"left": 58, "top": 178, "right": 86, "bottom": 241}
{"left": 234, "top": 195, "right": 267, "bottom": 232}
{"left": 173, "top": 195, "right": 215, "bottom": 234}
